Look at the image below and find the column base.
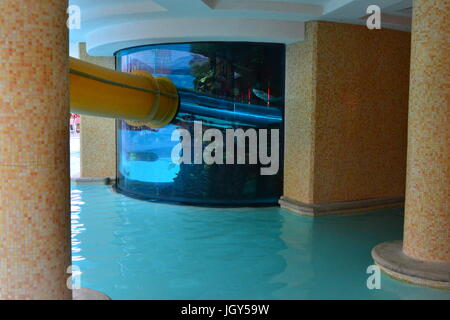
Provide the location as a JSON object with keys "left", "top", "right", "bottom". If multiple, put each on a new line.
{"left": 372, "top": 241, "right": 450, "bottom": 289}
{"left": 73, "top": 288, "right": 111, "bottom": 300}
{"left": 279, "top": 196, "right": 404, "bottom": 217}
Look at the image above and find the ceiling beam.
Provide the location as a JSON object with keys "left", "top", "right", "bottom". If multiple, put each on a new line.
{"left": 202, "top": 0, "right": 323, "bottom": 16}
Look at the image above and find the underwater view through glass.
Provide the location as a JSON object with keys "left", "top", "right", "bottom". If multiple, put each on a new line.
{"left": 116, "top": 42, "right": 285, "bottom": 205}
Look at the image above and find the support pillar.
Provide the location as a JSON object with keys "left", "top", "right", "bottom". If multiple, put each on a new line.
{"left": 78, "top": 43, "right": 116, "bottom": 182}
{"left": 372, "top": 0, "right": 450, "bottom": 287}
{"left": 280, "top": 21, "right": 410, "bottom": 216}
{"left": 0, "top": 0, "right": 72, "bottom": 299}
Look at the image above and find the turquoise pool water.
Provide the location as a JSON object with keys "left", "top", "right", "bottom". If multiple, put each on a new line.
{"left": 71, "top": 183, "right": 450, "bottom": 300}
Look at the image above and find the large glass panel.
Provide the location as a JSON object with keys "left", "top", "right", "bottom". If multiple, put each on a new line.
{"left": 116, "top": 42, "right": 285, "bottom": 205}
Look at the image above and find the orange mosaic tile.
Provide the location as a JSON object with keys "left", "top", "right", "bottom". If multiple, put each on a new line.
{"left": 403, "top": 0, "right": 450, "bottom": 263}
{"left": 78, "top": 44, "right": 116, "bottom": 179}
{"left": 284, "top": 21, "right": 411, "bottom": 205}
{"left": 0, "top": 0, "right": 71, "bottom": 299}
{"left": 284, "top": 22, "right": 318, "bottom": 203}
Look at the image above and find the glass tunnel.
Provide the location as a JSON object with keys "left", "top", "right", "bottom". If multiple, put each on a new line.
{"left": 115, "top": 42, "right": 285, "bottom": 205}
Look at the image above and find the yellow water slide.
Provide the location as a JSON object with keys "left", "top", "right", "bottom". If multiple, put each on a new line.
{"left": 69, "top": 57, "right": 179, "bottom": 128}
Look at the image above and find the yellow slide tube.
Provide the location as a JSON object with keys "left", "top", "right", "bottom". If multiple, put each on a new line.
{"left": 69, "top": 57, "right": 179, "bottom": 128}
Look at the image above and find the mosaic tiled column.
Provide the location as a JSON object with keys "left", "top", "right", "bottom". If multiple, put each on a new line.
{"left": 0, "top": 0, "right": 72, "bottom": 299}
{"left": 78, "top": 43, "right": 116, "bottom": 180}
{"left": 372, "top": 0, "right": 450, "bottom": 287}
{"left": 280, "top": 21, "right": 410, "bottom": 216}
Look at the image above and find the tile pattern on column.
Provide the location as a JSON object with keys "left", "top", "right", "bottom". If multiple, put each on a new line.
{"left": 403, "top": 0, "right": 450, "bottom": 263}
{"left": 0, "top": 0, "right": 71, "bottom": 299}
{"left": 312, "top": 22, "right": 411, "bottom": 203}
{"left": 283, "top": 21, "right": 411, "bottom": 205}
{"left": 284, "top": 22, "right": 318, "bottom": 203}
{"left": 78, "top": 43, "right": 116, "bottom": 178}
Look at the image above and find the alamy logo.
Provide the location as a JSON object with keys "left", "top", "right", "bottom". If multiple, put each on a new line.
{"left": 67, "top": 5, "right": 81, "bottom": 30}
{"left": 366, "top": 265, "right": 381, "bottom": 289}
{"left": 171, "top": 121, "right": 279, "bottom": 176}
{"left": 67, "top": 265, "right": 82, "bottom": 290}
{"left": 366, "top": 5, "right": 381, "bottom": 29}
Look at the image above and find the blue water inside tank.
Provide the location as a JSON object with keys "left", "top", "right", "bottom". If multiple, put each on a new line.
{"left": 116, "top": 42, "right": 285, "bottom": 205}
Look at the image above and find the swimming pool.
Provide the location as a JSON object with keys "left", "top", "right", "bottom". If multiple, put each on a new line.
{"left": 71, "top": 183, "right": 450, "bottom": 300}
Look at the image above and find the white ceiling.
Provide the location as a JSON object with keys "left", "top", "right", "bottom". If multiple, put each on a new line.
{"left": 69, "top": 0, "right": 412, "bottom": 56}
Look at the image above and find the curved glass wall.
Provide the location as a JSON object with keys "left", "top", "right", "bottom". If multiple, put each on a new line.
{"left": 116, "top": 42, "right": 285, "bottom": 205}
